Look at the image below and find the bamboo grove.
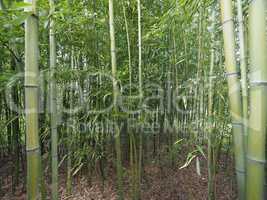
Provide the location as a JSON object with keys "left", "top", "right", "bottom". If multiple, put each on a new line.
{"left": 0, "top": 0, "right": 266, "bottom": 199}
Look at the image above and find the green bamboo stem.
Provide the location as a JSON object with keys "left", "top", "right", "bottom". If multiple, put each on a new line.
{"left": 49, "top": 0, "right": 58, "bottom": 199}
{"left": 122, "top": 3, "right": 132, "bottom": 95}
{"left": 10, "top": 55, "right": 20, "bottom": 191}
{"left": 24, "top": 0, "right": 41, "bottom": 199}
{"left": 108, "top": 0, "right": 124, "bottom": 199}
{"left": 67, "top": 48, "right": 75, "bottom": 196}
{"left": 123, "top": 3, "right": 140, "bottom": 199}
{"left": 237, "top": 0, "right": 248, "bottom": 151}
{"left": 138, "top": 0, "right": 142, "bottom": 97}
{"left": 220, "top": 0, "right": 246, "bottom": 199}
{"left": 66, "top": 127, "right": 72, "bottom": 195}
{"left": 246, "top": 0, "right": 267, "bottom": 199}
{"left": 137, "top": 0, "right": 143, "bottom": 198}
{"left": 12, "top": 87, "right": 20, "bottom": 189}
{"left": 207, "top": 9, "right": 216, "bottom": 200}
{"left": 195, "top": 7, "right": 203, "bottom": 140}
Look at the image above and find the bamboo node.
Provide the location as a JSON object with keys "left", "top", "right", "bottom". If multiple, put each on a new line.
{"left": 235, "top": 168, "right": 245, "bottom": 174}
{"left": 26, "top": 146, "right": 40, "bottom": 153}
{"left": 232, "top": 122, "right": 243, "bottom": 127}
{"left": 225, "top": 72, "right": 239, "bottom": 78}
{"left": 250, "top": 81, "right": 267, "bottom": 87}
{"left": 24, "top": 84, "right": 39, "bottom": 88}
{"left": 247, "top": 156, "right": 266, "bottom": 164}
{"left": 221, "top": 18, "right": 234, "bottom": 26}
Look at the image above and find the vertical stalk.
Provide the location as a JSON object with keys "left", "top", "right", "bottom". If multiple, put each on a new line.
{"left": 122, "top": 3, "right": 132, "bottom": 94}
{"left": 246, "top": 0, "right": 267, "bottom": 199}
{"left": 10, "top": 56, "right": 20, "bottom": 191}
{"left": 66, "top": 48, "right": 74, "bottom": 196}
{"left": 24, "top": 0, "right": 41, "bottom": 199}
{"left": 123, "top": 3, "right": 138, "bottom": 199}
{"left": 49, "top": 0, "right": 58, "bottom": 199}
{"left": 66, "top": 125, "right": 72, "bottom": 195}
{"left": 237, "top": 0, "right": 248, "bottom": 150}
{"left": 208, "top": 9, "right": 216, "bottom": 200}
{"left": 220, "top": 0, "right": 246, "bottom": 199}
{"left": 195, "top": 6, "right": 203, "bottom": 139}
{"left": 137, "top": 0, "right": 142, "bottom": 97}
{"left": 137, "top": 0, "right": 143, "bottom": 198}
{"left": 108, "top": 0, "right": 124, "bottom": 199}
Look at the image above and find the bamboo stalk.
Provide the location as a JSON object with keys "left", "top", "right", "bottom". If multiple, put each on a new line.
{"left": 137, "top": 1, "right": 143, "bottom": 199}
{"left": 123, "top": 3, "right": 139, "bottom": 199}
{"left": 24, "top": 0, "right": 41, "bottom": 199}
{"left": 49, "top": 0, "right": 58, "bottom": 199}
{"left": 219, "top": 0, "right": 246, "bottom": 199}
{"left": 122, "top": 3, "right": 132, "bottom": 94}
{"left": 66, "top": 48, "right": 75, "bottom": 196}
{"left": 108, "top": 1, "right": 124, "bottom": 199}
{"left": 208, "top": 8, "right": 216, "bottom": 200}
{"left": 237, "top": 0, "right": 248, "bottom": 151}
{"left": 246, "top": 0, "right": 267, "bottom": 199}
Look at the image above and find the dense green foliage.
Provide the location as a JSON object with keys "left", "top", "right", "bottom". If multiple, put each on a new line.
{"left": 1, "top": 0, "right": 266, "bottom": 199}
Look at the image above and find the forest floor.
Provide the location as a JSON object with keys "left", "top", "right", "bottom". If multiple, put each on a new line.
{"left": 0, "top": 146, "right": 237, "bottom": 200}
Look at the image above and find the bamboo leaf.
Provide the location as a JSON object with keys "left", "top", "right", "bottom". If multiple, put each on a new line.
{"left": 179, "top": 154, "right": 196, "bottom": 169}
{"left": 72, "top": 163, "right": 84, "bottom": 176}
{"left": 10, "top": 2, "right": 31, "bottom": 10}
{"left": 196, "top": 145, "right": 206, "bottom": 159}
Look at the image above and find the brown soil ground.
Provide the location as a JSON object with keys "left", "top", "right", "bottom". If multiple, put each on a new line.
{"left": 0, "top": 149, "right": 237, "bottom": 200}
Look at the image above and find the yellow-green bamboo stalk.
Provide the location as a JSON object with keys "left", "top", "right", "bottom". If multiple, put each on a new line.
{"left": 207, "top": 9, "right": 216, "bottom": 200}
{"left": 123, "top": 3, "right": 139, "bottom": 199}
{"left": 137, "top": 0, "right": 142, "bottom": 97}
{"left": 246, "top": 0, "right": 267, "bottom": 199}
{"left": 195, "top": 6, "right": 203, "bottom": 140}
{"left": 108, "top": 0, "right": 123, "bottom": 199}
{"left": 66, "top": 48, "right": 74, "bottom": 196}
{"left": 237, "top": 0, "right": 248, "bottom": 151}
{"left": 24, "top": 0, "right": 41, "bottom": 199}
{"left": 137, "top": 1, "right": 142, "bottom": 199}
{"left": 49, "top": 0, "right": 58, "bottom": 199}
{"left": 122, "top": 3, "right": 132, "bottom": 94}
{"left": 220, "top": 0, "right": 246, "bottom": 199}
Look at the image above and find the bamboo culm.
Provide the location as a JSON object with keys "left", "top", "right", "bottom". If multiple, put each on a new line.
{"left": 24, "top": 0, "right": 41, "bottom": 199}
{"left": 49, "top": 0, "right": 58, "bottom": 199}
{"left": 246, "top": 0, "right": 267, "bottom": 199}
{"left": 137, "top": 0, "right": 143, "bottom": 199}
{"left": 237, "top": 0, "right": 248, "bottom": 152}
{"left": 220, "top": 0, "right": 246, "bottom": 199}
{"left": 108, "top": 1, "right": 124, "bottom": 199}
{"left": 207, "top": 9, "right": 216, "bottom": 200}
